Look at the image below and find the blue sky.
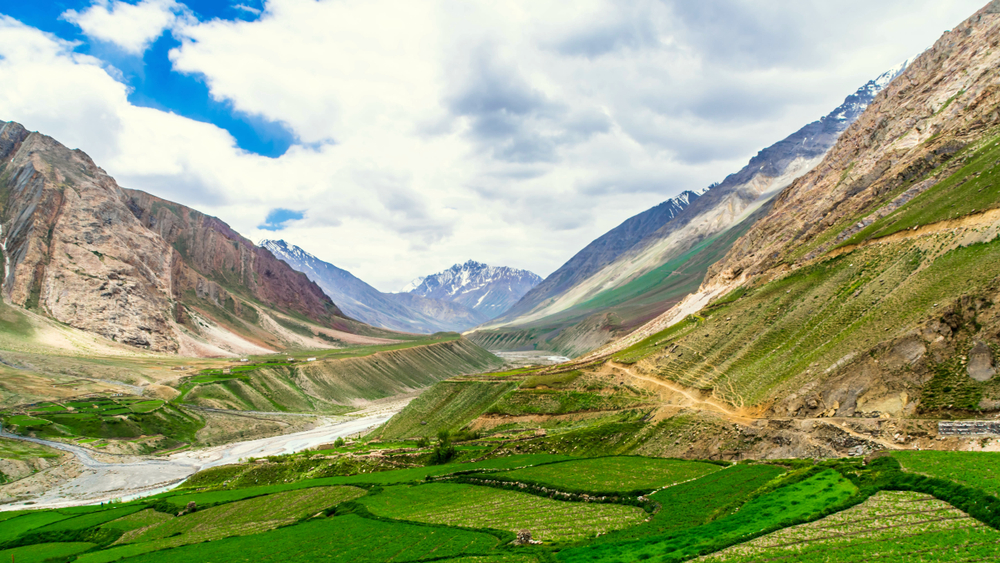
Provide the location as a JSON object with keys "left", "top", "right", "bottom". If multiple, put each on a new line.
{"left": 1, "top": 0, "right": 296, "bottom": 156}
{"left": 0, "top": 0, "right": 988, "bottom": 291}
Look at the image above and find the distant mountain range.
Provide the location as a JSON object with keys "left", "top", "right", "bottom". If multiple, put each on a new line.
{"left": 262, "top": 241, "right": 539, "bottom": 333}
{"left": 469, "top": 60, "right": 911, "bottom": 356}
{"left": 401, "top": 260, "right": 542, "bottom": 319}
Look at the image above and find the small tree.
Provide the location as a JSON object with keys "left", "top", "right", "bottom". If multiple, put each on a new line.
{"left": 428, "top": 430, "right": 456, "bottom": 465}
{"left": 334, "top": 436, "right": 346, "bottom": 448}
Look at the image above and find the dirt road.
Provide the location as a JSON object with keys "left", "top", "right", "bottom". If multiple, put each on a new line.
{"left": 0, "top": 412, "right": 395, "bottom": 511}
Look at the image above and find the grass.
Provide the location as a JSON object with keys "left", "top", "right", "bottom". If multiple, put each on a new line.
{"left": 158, "top": 454, "right": 576, "bottom": 509}
{"left": 893, "top": 451, "right": 1000, "bottom": 498}
{"left": 618, "top": 232, "right": 1000, "bottom": 409}
{"left": 0, "top": 512, "right": 73, "bottom": 544}
{"left": 842, "top": 131, "right": 1000, "bottom": 245}
{"left": 699, "top": 491, "right": 1000, "bottom": 562}
{"left": 593, "top": 464, "right": 786, "bottom": 544}
{"left": 360, "top": 483, "right": 648, "bottom": 543}
{"left": 0, "top": 542, "right": 96, "bottom": 563}
{"left": 79, "top": 487, "right": 366, "bottom": 562}
{"left": 0, "top": 438, "right": 61, "bottom": 462}
{"left": 93, "top": 514, "right": 501, "bottom": 563}
{"left": 611, "top": 317, "right": 699, "bottom": 365}
{"left": 487, "top": 388, "right": 647, "bottom": 417}
{"left": 30, "top": 505, "right": 146, "bottom": 534}
{"left": 559, "top": 469, "right": 858, "bottom": 562}
{"left": 3, "top": 398, "right": 201, "bottom": 447}
{"left": 378, "top": 379, "right": 519, "bottom": 440}
{"left": 491, "top": 456, "right": 722, "bottom": 494}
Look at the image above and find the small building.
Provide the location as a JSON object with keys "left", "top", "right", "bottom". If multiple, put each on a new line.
{"left": 307, "top": 357, "right": 317, "bottom": 362}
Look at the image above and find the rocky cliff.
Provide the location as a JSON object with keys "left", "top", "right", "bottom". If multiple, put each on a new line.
{"left": 0, "top": 122, "right": 356, "bottom": 355}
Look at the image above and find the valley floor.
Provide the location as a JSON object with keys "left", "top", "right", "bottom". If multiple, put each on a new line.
{"left": 0, "top": 409, "right": 400, "bottom": 510}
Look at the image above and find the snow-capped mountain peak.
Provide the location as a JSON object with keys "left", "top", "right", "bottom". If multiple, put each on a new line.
{"left": 402, "top": 260, "right": 542, "bottom": 319}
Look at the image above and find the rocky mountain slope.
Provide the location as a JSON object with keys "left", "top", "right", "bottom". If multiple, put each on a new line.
{"left": 402, "top": 260, "right": 542, "bottom": 319}
{"left": 261, "top": 240, "right": 488, "bottom": 333}
{"left": 391, "top": 2, "right": 1000, "bottom": 461}
{"left": 469, "top": 60, "right": 910, "bottom": 357}
{"left": 0, "top": 122, "right": 383, "bottom": 356}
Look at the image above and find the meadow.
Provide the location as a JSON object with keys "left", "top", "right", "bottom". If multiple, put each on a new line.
{"left": 892, "top": 450, "right": 1000, "bottom": 497}
{"left": 0, "top": 451, "right": 998, "bottom": 563}
{"left": 698, "top": 491, "right": 1000, "bottom": 562}
{"left": 359, "top": 483, "right": 648, "bottom": 542}
{"left": 490, "top": 456, "right": 722, "bottom": 494}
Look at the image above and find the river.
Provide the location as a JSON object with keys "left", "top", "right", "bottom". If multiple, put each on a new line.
{"left": 0, "top": 412, "right": 395, "bottom": 511}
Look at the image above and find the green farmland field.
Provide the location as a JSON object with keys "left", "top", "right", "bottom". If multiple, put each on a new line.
{"left": 699, "top": 491, "right": 1000, "bottom": 562}
{"left": 893, "top": 450, "right": 1000, "bottom": 497}
{"left": 360, "top": 483, "right": 648, "bottom": 542}
{"left": 103, "top": 514, "right": 500, "bottom": 563}
{"left": 560, "top": 469, "right": 858, "bottom": 562}
{"left": 0, "top": 542, "right": 96, "bottom": 563}
{"left": 491, "top": 456, "right": 722, "bottom": 493}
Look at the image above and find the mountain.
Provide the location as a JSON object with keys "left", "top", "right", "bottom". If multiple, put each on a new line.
{"left": 261, "top": 240, "right": 489, "bottom": 333}
{"left": 402, "top": 260, "right": 542, "bottom": 319}
{"left": 0, "top": 121, "right": 387, "bottom": 356}
{"left": 593, "top": 0, "right": 1000, "bottom": 426}
{"left": 390, "top": 1, "right": 1000, "bottom": 461}
{"left": 468, "top": 60, "right": 911, "bottom": 357}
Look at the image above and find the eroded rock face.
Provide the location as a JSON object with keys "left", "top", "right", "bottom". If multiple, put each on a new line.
{"left": 0, "top": 128, "right": 178, "bottom": 351}
{"left": 0, "top": 121, "right": 346, "bottom": 353}
{"left": 123, "top": 189, "right": 342, "bottom": 326}
{"left": 706, "top": 3, "right": 1000, "bottom": 284}
{"left": 968, "top": 340, "right": 997, "bottom": 382}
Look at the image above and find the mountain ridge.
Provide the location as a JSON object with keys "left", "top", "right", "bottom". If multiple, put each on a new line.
{"left": 261, "top": 239, "right": 490, "bottom": 333}
{"left": 402, "top": 259, "right": 542, "bottom": 319}
{"left": 469, "top": 59, "right": 911, "bottom": 356}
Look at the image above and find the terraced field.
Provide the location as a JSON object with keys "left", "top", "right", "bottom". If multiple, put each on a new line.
{"left": 102, "top": 514, "right": 502, "bottom": 563}
{"left": 893, "top": 451, "right": 1000, "bottom": 497}
{"left": 360, "top": 483, "right": 648, "bottom": 542}
{"left": 76, "top": 487, "right": 365, "bottom": 563}
{"left": 377, "top": 378, "right": 519, "bottom": 440}
{"left": 492, "top": 456, "right": 721, "bottom": 493}
{"left": 0, "top": 542, "right": 97, "bottom": 563}
{"left": 698, "top": 491, "right": 1000, "bottom": 562}
{"left": 595, "top": 464, "right": 786, "bottom": 543}
{"left": 560, "top": 469, "right": 858, "bottom": 562}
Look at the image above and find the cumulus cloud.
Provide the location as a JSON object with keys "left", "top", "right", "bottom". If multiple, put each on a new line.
{"left": 0, "top": 0, "right": 990, "bottom": 291}
{"left": 62, "top": 0, "right": 193, "bottom": 54}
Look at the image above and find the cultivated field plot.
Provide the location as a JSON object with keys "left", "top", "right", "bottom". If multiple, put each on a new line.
{"left": 75, "top": 487, "right": 366, "bottom": 563}
{"left": 894, "top": 451, "right": 1000, "bottom": 497}
{"left": 492, "top": 456, "right": 721, "bottom": 493}
{"left": 697, "top": 491, "right": 1000, "bottom": 562}
{"left": 560, "top": 469, "right": 858, "bottom": 562}
{"left": 596, "top": 464, "right": 785, "bottom": 544}
{"left": 360, "top": 483, "right": 648, "bottom": 542}
{"left": 161, "top": 453, "right": 574, "bottom": 510}
{"left": 103, "top": 514, "right": 500, "bottom": 563}
{"left": 0, "top": 542, "right": 97, "bottom": 563}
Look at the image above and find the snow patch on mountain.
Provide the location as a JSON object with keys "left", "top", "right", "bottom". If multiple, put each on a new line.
{"left": 401, "top": 260, "right": 542, "bottom": 319}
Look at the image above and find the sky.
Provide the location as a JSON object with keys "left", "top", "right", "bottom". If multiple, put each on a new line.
{"left": 0, "top": 0, "right": 988, "bottom": 292}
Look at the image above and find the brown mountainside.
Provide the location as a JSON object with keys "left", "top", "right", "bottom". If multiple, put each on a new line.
{"left": 0, "top": 121, "right": 355, "bottom": 354}
{"left": 708, "top": 1, "right": 1000, "bottom": 287}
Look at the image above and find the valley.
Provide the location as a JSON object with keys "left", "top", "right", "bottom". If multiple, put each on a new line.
{"left": 4, "top": 1, "right": 1000, "bottom": 562}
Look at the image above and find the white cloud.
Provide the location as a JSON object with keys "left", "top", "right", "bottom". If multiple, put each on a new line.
{"left": 62, "top": 0, "right": 193, "bottom": 54}
{"left": 0, "top": 0, "right": 990, "bottom": 292}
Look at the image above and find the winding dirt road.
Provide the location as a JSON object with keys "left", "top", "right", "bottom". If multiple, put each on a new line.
{"left": 0, "top": 412, "right": 395, "bottom": 511}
